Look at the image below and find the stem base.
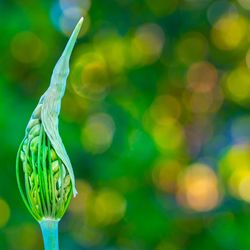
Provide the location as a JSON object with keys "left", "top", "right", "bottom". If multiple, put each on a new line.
{"left": 40, "top": 219, "right": 59, "bottom": 250}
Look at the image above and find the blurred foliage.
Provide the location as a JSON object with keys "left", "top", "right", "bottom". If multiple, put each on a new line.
{"left": 2, "top": 0, "right": 250, "bottom": 249}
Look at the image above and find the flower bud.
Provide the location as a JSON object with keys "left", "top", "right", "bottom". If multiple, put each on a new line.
{"left": 17, "top": 120, "right": 73, "bottom": 221}
{"left": 16, "top": 17, "right": 82, "bottom": 223}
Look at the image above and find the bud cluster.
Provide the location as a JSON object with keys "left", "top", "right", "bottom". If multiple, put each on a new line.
{"left": 16, "top": 106, "right": 72, "bottom": 221}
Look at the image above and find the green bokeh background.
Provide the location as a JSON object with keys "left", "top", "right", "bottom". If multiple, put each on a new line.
{"left": 2, "top": 0, "right": 250, "bottom": 249}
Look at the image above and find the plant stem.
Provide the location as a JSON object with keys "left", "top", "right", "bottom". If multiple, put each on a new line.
{"left": 40, "top": 219, "right": 59, "bottom": 250}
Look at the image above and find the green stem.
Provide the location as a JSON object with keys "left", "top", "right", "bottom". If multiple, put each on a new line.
{"left": 40, "top": 219, "right": 59, "bottom": 250}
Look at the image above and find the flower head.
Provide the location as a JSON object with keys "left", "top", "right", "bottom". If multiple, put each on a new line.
{"left": 16, "top": 18, "right": 83, "bottom": 221}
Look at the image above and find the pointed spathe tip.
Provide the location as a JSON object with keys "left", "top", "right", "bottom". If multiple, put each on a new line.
{"left": 61, "top": 16, "right": 84, "bottom": 60}
{"left": 72, "top": 17, "right": 84, "bottom": 37}
{"left": 50, "top": 17, "right": 84, "bottom": 88}
{"left": 79, "top": 17, "right": 84, "bottom": 25}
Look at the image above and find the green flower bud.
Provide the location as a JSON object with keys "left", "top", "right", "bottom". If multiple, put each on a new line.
{"left": 23, "top": 162, "right": 32, "bottom": 175}
{"left": 16, "top": 17, "right": 83, "bottom": 223}
{"left": 17, "top": 122, "right": 73, "bottom": 221}
{"left": 50, "top": 149, "right": 57, "bottom": 161}
{"left": 20, "top": 150, "right": 26, "bottom": 161}
{"left": 52, "top": 161, "right": 59, "bottom": 173}
{"left": 30, "top": 136, "right": 40, "bottom": 153}
{"left": 27, "top": 118, "right": 40, "bottom": 131}
{"left": 29, "top": 123, "right": 41, "bottom": 138}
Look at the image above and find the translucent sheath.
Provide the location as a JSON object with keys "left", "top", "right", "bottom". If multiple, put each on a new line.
{"left": 26, "top": 17, "right": 83, "bottom": 197}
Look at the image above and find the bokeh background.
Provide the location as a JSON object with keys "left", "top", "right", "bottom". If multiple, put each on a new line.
{"left": 2, "top": 0, "right": 250, "bottom": 249}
